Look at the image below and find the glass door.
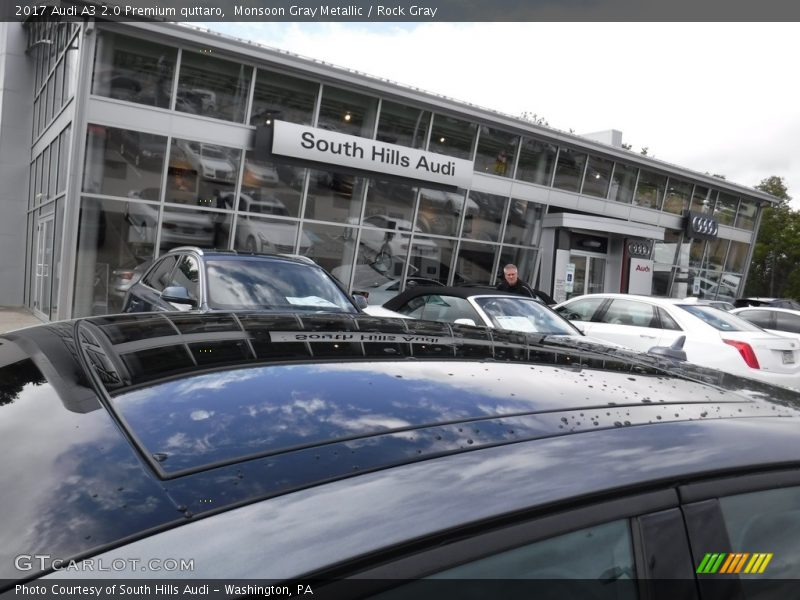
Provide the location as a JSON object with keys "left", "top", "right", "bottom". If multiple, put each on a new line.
{"left": 568, "top": 253, "right": 606, "bottom": 298}
{"left": 33, "top": 215, "right": 54, "bottom": 319}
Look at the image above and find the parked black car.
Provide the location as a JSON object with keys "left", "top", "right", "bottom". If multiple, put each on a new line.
{"left": 122, "top": 247, "right": 364, "bottom": 314}
{"left": 3, "top": 312, "right": 800, "bottom": 594}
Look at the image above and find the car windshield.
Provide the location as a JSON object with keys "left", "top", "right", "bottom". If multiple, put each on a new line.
{"left": 206, "top": 259, "right": 357, "bottom": 313}
{"left": 475, "top": 296, "right": 581, "bottom": 335}
{"left": 678, "top": 305, "right": 763, "bottom": 332}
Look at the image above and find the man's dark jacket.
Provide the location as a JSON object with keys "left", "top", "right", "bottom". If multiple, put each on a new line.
{"left": 496, "top": 279, "right": 535, "bottom": 298}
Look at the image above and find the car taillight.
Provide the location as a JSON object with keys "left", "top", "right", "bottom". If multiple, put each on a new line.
{"left": 117, "top": 271, "right": 134, "bottom": 281}
{"left": 163, "top": 222, "right": 177, "bottom": 229}
{"left": 723, "top": 339, "right": 760, "bottom": 369}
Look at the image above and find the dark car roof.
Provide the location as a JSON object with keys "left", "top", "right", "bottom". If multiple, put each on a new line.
{"left": 165, "top": 246, "right": 316, "bottom": 266}
{"left": 734, "top": 297, "right": 800, "bottom": 310}
{"left": 3, "top": 312, "right": 800, "bottom": 580}
{"left": 383, "top": 285, "right": 533, "bottom": 310}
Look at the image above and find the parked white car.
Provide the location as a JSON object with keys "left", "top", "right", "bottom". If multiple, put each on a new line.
{"left": 555, "top": 293, "right": 800, "bottom": 390}
{"left": 732, "top": 307, "right": 800, "bottom": 343}
{"left": 359, "top": 215, "right": 439, "bottom": 263}
{"left": 225, "top": 191, "right": 312, "bottom": 255}
{"left": 176, "top": 140, "right": 236, "bottom": 182}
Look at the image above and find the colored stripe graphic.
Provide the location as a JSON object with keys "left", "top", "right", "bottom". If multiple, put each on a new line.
{"left": 698, "top": 552, "right": 774, "bottom": 574}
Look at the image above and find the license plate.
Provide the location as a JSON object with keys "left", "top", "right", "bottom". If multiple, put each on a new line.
{"left": 782, "top": 350, "right": 795, "bottom": 365}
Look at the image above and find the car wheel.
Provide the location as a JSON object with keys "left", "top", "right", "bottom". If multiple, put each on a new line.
{"left": 245, "top": 236, "right": 258, "bottom": 253}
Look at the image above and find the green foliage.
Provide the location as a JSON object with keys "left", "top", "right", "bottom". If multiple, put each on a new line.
{"left": 745, "top": 176, "right": 800, "bottom": 299}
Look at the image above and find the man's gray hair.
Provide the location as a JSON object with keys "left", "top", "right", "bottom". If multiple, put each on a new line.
{"left": 503, "top": 264, "right": 518, "bottom": 272}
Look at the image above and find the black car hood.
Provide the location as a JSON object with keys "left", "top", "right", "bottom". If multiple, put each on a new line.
{"left": 2, "top": 312, "right": 800, "bottom": 582}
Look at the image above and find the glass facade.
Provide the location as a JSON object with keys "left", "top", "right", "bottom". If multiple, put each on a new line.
{"left": 17, "top": 26, "right": 766, "bottom": 318}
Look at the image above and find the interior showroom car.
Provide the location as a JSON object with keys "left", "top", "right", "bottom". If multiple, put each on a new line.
{"left": 3, "top": 311, "right": 800, "bottom": 597}
{"left": 555, "top": 293, "right": 800, "bottom": 391}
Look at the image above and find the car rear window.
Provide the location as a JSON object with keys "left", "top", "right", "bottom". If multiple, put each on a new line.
{"left": 678, "top": 305, "right": 763, "bottom": 332}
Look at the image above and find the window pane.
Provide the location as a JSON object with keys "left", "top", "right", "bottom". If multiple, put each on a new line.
{"left": 463, "top": 192, "right": 506, "bottom": 242}
{"left": 143, "top": 256, "right": 178, "bottom": 292}
{"left": 553, "top": 147, "right": 587, "bottom": 193}
{"left": 376, "top": 100, "right": 430, "bottom": 150}
{"left": 92, "top": 32, "right": 176, "bottom": 109}
{"left": 305, "top": 168, "right": 366, "bottom": 224}
{"left": 662, "top": 178, "right": 693, "bottom": 215}
{"left": 634, "top": 170, "right": 666, "bottom": 210}
{"left": 737, "top": 309, "right": 772, "bottom": 328}
{"left": 776, "top": 312, "right": 800, "bottom": 334}
{"left": 302, "top": 222, "right": 359, "bottom": 281}
{"left": 604, "top": 299, "right": 657, "bottom": 327}
{"left": 705, "top": 238, "right": 729, "bottom": 272}
{"left": 690, "top": 186, "right": 716, "bottom": 214}
{"left": 167, "top": 138, "right": 241, "bottom": 206}
{"left": 250, "top": 69, "right": 317, "bottom": 126}
{"left": 177, "top": 51, "right": 250, "bottom": 122}
{"left": 455, "top": 241, "right": 498, "bottom": 286}
{"left": 430, "top": 520, "right": 635, "bottom": 580}
{"left": 429, "top": 114, "right": 477, "bottom": 161}
{"left": 719, "top": 485, "right": 800, "bottom": 578}
{"left": 735, "top": 199, "right": 757, "bottom": 231}
{"left": 359, "top": 216, "right": 415, "bottom": 272}
{"left": 57, "top": 125, "right": 70, "bottom": 193}
{"left": 417, "top": 188, "right": 473, "bottom": 238}
{"left": 475, "top": 126, "right": 518, "bottom": 178}
{"left": 582, "top": 155, "right": 613, "bottom": 198}
{"left": 504, "top": 200, "right": 543, "bottom": 246}
{"left": 725, "top": 241, "right": 748, "bottom": 273}
{"left": 242, "top": 152, "right": 304, "bottom": 218}
{"left": 516, "top": 137, "right": 557, "bottom": 186}
{"left": 713, "top": 192, "right": 738, "bottom": 226}
{"left": 83, "top": 125, "right": 167, "bottom": 198}
{"left": 167, "top": 255, "right": 200, "bottom": 302}
{"left": 157, "top": 205, "right": 225, "bottom": 254}
{"left": 73, "top": 197, "right": 156, "bottom": 317}
{"left": 317, "top": 85, "right": 378, "bottom": 138}
{"left": 609, "top": 163, "right": 637, "bottom": 204}
{"left": 233, "top": 207, "right": 304, "bottom": 255}
{"left": 411, "top": 236, "right": 453, "bottom": 285}
{"left": 364, "top": 179, "right": 419, "bottom": 227}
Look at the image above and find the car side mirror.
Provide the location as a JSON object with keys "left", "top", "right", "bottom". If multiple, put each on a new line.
{"left": 161, "top": 286, "right": 197, "bottom": 307}
{"left": 352, "top": 294, "right": 369, "bottom": 310}
{"left": 454, "top": 318, "right": 477, "bottom": 327}
{"left": 647, "top": 335, "right": 687, "bottom": 362}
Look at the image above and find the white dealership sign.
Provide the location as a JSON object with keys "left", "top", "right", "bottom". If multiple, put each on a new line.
{"left": 271, "top": 120, "right": 474, "bottom": 189}
{"left": 629, "top": 258, "right": 654, "bottom": 295}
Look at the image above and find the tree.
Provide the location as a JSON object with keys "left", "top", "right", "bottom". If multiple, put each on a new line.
{"left": 745, "top": 176, "right": 800, "bottom": 299}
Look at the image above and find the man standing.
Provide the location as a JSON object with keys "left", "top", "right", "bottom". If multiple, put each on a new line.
{"left": 496, "top": 264, "right": 535, "bottom": 298}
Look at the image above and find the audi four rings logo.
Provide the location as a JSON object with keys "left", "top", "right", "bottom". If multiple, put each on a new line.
{"left": 685, "top": 211, "right": 720, "bottom": 240}
{"left": 628, "top": 243, "right": 651, "bottom": 256}
{"left": 692, "top": 216, "right": 718, "bottom": 236}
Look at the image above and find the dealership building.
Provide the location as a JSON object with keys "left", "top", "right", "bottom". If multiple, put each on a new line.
{"left": 0, "top": 12, "right": 779, "bottom": 321}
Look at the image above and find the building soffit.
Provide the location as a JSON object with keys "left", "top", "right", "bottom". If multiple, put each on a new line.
{"left": 543, "top": 213, "right": 665, "bottom": 241}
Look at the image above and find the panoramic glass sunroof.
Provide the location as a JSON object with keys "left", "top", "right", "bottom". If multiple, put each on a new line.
{"left": 111, "top": 361, "right": 515, "bottom": 475}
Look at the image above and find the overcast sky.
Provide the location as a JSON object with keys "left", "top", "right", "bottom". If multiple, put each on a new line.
{"left": 203, "top": 22, "right": 799, "bottom": 208}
